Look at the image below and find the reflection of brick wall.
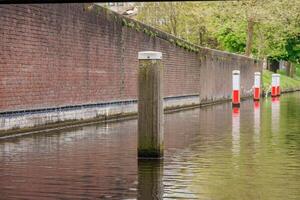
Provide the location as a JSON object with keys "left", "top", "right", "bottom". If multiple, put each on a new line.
{"left": 0, "top": 121, "right": 139, "bottom": 199}
{"left": 0, "top": 108, "right": 203, "bottom": 199}
{"left": 0, "top": 4, "right": 261, "bottom": 114}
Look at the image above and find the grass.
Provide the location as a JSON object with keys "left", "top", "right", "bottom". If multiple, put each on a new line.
{"left": 262, "top": 69, "right": 300, "bottom": 92}
{"left": 277, "top": 69, "right": 287, "bottom": 76}
{"left": 295, "top": 64, "right": 300, "bottom": 78}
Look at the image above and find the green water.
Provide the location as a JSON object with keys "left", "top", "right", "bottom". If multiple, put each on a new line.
{"left": 0, "top": 93, "right": 299, "bottom": 199}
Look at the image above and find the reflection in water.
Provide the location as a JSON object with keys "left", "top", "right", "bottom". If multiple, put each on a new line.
{"left": 0, "top": 93, "right": 300, "bottom": 200}
{"left": 253, "top": 101, "right": 260, "bottom": 145}
{"left": 232, "top": 107, "right": 240, "bottom": 156}
{"left": 271, "top": 97, "right": 280, "bottom": 134}
{"left": 138, "top": 160, "right": 163, "bottom": 200}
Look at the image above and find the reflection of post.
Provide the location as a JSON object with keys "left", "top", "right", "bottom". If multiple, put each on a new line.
{"left": 253, "top": 101, "right": 260, "bottom": 144}
{"left": 138, "top": 160, "right": 163, "bottom": 200}
{"left": 271, "top": 97, "right": 280, "bottom": 133}
{"left": 232, "top": 107, "right": 240, "bottom": 155}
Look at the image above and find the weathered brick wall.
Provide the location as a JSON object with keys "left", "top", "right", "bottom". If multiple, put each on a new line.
{"left": 0, "top": 4, "right": 200, "bottom": 112}
{"left": 0, "top": 4, "right": 261, "bottom": 115}
{"left": 199, "top": 49, "right": 263, "bottom": 103}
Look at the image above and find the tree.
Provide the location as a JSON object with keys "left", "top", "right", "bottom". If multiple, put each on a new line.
{"left": 136, "top": 2, "right": 183, "bottom": 37}
{"left": 135, "top": 0, "right": 300, "bottom": 62}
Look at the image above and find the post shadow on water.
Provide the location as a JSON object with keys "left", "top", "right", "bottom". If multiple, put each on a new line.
{"left": 137, "top": 159, "right": 164, "bottom": 200}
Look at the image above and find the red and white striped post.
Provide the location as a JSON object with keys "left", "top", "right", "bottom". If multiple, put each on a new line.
{"left": 232, "top": 70, "right": 240, "bottom": 107}
{"left": 276, "top": 74, "right": 281, "bottom": 96}
{"left": 253, "top": 72, "right": 261, "bottom": 101}
{"left": 271, "top": 74, "right": 277, "bottom": 97}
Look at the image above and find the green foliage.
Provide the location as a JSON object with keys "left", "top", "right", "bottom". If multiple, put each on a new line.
{"left": 216, "top": 26, "right": 246, "bottom": 53}
{"left": 285, "top": 36, "right": 300, "bottom": 64}
{"left": 135, "top": 1, "right": 300, "bottom": 61}
{"left": 277, "top": 69, "right": 287, "bottom": 76}
{"left": 120, "top": 14, "right": 198, "bottom": 52}
{"left": 121, "top": 18, "right": 157, "bottom": 37}
{"left": 295, "top": 64, "right": 300, "bottom": 78}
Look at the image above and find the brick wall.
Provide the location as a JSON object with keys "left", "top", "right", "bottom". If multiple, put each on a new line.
{"left": 199, "top": 49, "right": 263, "bottom": 103}
{"left": 0, "top": 4, "right": 261, "bottom": 115}
{"left": 0, "top": 4, "right": 200, "bottom": 113}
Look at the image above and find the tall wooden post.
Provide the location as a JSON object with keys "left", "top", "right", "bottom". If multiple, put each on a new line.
{"left": 138, "top": 51, "right": 164, "bottom": 159}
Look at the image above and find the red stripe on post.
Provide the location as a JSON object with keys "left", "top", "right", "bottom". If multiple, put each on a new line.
{"left": 271, "top": 86, "right": 277, "bottom": 97}
{"left": 254, "top": 87, "right": 260, "bottom": 100}
{"left": 232, "top": 70, "right": 240, "bottom": 107}
{"left": 232, "top": 90, "right": 240, "bottom": 105}
{"left": 276, "top": 86, "right": 280, "bottom": 96}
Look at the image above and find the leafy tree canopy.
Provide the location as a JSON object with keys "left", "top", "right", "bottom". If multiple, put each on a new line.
{"left": 135, "top": 1, "right": 300, "bottom": 63}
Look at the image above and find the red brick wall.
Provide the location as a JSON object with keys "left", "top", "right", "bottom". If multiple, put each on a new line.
{"left": 199, "top": 49, "right": 263, "bottom": 103}
{"left": 0, "top": 4, "right": 200, "bottom": 112}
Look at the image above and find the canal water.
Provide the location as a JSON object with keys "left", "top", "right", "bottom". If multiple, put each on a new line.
{"left": 0, "top": 93, "right": 299, "bottom": 200}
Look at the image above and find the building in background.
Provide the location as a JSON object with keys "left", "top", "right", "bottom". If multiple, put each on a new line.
{"left": 95, "top": 2, "right": 139, "bottom": 18}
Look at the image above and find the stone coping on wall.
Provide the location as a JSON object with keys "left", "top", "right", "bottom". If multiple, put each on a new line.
{"left": 0, "top": 94, "right": 199, "bottom": 117}
{"left": 0, "top": 94, "right": 200, "bottom": 135}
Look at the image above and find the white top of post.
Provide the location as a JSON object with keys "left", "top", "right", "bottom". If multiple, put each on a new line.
{"left": 254, "top": 72, "right": 261, "bottom": 87}
{"left": 273, "top": 74, "right": 279, "bottom": 77}
{"left": 232, "top": 70, "right": 240, "bottom": 75}
{"left": 272, "top": 74, "right": 277, "bottom": 86}
{"left": 232, "top": 70, "right": 240, "bottom": 90}
{"left": 138, "top": 51, "right": 162, "bottom": 60}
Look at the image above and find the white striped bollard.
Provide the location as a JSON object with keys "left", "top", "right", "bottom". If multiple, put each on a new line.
{"left": 276, "top": 74, "right": 281, "bottom": 96}
{"left": 253, "top": 72, "right": 261, "bottom": 101}
{"left": 232, "top": 70, "right": 240, "bottom": 107}
{"left": 271, "top": 74, "right": 277, "bottom": 97}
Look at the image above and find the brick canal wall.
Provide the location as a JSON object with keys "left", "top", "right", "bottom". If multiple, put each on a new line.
{"left": 199, "top": 48, "right": 262, "bottom": 103}
{"left": 0, "top": 4, "right": 262, "bottom": 133}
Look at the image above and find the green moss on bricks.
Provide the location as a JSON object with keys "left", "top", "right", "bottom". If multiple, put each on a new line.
{"left": 88, "top": 4, "right": 199, "bottom": 53}
{"left": 135, "top": 24, "right": 142, "bottom": 32}
{"left": 122, "top": 19, "right": 157, "bottom": 36}
{"left": 174, "top": 39, "right": 199, "bottom": 52}
{"left": 142, "top": 28, "right": 157, "bottom": 37}
{"left": 127, "top": 22, "right": 135, "bottom": 28}
{"left": 98, "top": 7, "right": 198, "bottom": 52}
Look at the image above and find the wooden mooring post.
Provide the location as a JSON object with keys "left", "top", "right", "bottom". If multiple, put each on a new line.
{"left": 138, "top": 51, "right": 164, "bottom": 159}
